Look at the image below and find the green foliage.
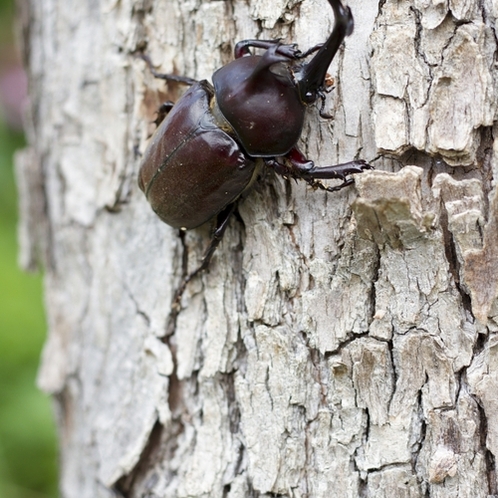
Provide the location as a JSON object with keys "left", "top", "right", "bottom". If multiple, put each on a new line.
{"left": 0, "top": 102, "right": 58, "bottom": 498}
{"left": 0, "top": 0, "right": 59, "bottom": 493}
{"left": 0, "top": 0, "right": 16, "bottom": 46}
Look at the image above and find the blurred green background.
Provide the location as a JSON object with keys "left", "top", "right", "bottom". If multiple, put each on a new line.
{"left": 0, "top": 0, "right": 59, "bottom": 497}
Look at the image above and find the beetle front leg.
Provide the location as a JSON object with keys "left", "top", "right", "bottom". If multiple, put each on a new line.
{"left": 296, "top": 43, "right": 324, "bottom": 59}
{"left": 234, "top": 39, "right": 324, "bottom": 59}
{"left": 267, "top": 147, "right": 372, "bottom": 192}
{"left": 173, "top": 202, "right": 237, "bottom": 308}
{"left": 234, "top": 39, "right": 301, "bottom": 59}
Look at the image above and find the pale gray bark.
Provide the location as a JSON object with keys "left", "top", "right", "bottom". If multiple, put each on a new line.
{"left": 16, "top": 0, "right": 498, "bottom": 497}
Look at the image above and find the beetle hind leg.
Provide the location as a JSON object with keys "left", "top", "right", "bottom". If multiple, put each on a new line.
{"left": 172, "top": 203, "right": 237, "bottom": 309}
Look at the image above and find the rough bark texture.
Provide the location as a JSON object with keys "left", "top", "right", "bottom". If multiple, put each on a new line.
{"left": 16, "top": 0, "right": 498, "bottom": 496}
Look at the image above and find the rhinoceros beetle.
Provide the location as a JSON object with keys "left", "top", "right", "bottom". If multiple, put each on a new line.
{"left": 138, "top": 0, "right": 371, "bottom": 303}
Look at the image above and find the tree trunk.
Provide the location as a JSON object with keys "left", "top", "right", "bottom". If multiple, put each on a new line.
{"left": 16, "top": 0, "right": 498, "bottom": 496}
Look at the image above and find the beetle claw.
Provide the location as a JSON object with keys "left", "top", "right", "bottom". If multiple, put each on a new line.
{"left": 276, "top": 43, "right": 301, "bottom": 60}
{"left": 356, "top": 159, "right": 375, "bottom": 171}
{"left": 308, "top": 178, "right": 355, "bottom": 192}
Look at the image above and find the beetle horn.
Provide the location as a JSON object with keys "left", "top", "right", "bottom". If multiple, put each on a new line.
{"left": 294, "top": 0, "right": 354, "bottom": 104}
{"left": 245, "top": 44, "right": 296, "bottom": 88}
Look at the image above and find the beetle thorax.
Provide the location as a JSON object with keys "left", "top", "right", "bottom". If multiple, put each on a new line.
{"left": 212, "top": 55, "right": 306, "bottom": 157}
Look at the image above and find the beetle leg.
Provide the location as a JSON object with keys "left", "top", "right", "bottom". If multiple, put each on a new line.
{"left": 235, "top": 40, "right": 322, "bottom": 60}
{"left": 234, "top": 39, "right": 301, "bottom": 59}
{"left": 173, "top": 202, "right": 237, "bottom": 308}
{"left": 154, "top": 101, "right": 175, "bottom": 127}
{"left": 139, "top": 53, "right": 197, "bottom": 86}
{"left": 267, "top": 147, "right": 372, "bottom": 192}
{"left": 317, "top": 90, "right": 332, "bottom": 119}
{"left": 295, "top": 43, "right": 324, "bottom": 59}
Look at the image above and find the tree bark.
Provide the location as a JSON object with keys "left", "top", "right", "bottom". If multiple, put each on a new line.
{"left": 16, "top": 0, "right": 498, "bottom": 496}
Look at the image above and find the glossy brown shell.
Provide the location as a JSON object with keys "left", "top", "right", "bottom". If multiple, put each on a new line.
{"left": 138, "top": 81, "right": 258, "bottom": 229}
